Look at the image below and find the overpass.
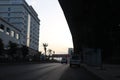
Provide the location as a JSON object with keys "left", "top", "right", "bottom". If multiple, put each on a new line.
{"left": 58, "top": 0, "right": 120, "bottom": 64}
{"left": 52, "top": 54, "right": 68, "bottom": 58}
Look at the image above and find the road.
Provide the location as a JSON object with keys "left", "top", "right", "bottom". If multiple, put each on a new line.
{"left": 0, "top": 63, "right": 102, "bottom": 80}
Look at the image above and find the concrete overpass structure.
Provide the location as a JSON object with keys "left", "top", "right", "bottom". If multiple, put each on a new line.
{"left": 52, "top": 54, "right": 68, "bottom": 58}
{"left": 58, "top": 0, "right": 120, "bottom": 64}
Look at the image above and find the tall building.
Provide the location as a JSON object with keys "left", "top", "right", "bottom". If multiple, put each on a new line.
{"left": 0, "top": 0, "right": 40, "bottom": 51}
{"left": 0, "top": 17, "right": 20, "bottom": 49}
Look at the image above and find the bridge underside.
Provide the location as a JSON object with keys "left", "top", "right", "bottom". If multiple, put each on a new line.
{"left": 52, "top": 54, "right": 68, "bottom": 58}
{"left": 59, "top": 0, "right": 120, "bottom": 63}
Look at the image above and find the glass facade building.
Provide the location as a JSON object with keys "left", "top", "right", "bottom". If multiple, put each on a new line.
{"left": 0, "top": 0, "right": 40, "bottom": 51}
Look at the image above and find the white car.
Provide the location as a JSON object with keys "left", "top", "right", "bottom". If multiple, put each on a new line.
{"left": 69, "top": 55, "right": 81, "bottom": 67}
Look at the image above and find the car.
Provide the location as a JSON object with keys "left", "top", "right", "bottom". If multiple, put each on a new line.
{"left": 61, "top": 57, "right": 67, "bottom": 64}
{"left": 69, "top": 54, "right": 81, "bottom": 67}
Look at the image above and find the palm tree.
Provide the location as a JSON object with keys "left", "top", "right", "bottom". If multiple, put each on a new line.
{"left": 43, "top": 43, "right": 48, "bottom": 57}
{"left": 48, "top": 49, "right": 52, "bottom": 60}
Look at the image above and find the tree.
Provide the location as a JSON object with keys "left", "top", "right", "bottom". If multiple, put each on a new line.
{"left": 38, "top": 51, "right": 42, "bottom": 55}
{"left": 43, "top": 43, "right": 48, "bottom": 57}
{"left": 52, "top": 51, "right": 55, "bottom": 60}
{"left": 8, "top": 41, "right": 18, "bottom": 60}
{"left": 0, "top": 38, "right": 4, "bottom": 55}
{"left": 21, "top": 45, "right": 29, "bottom": 59}
{"left": 53, "top": 51, "right": 55, "bottom": 54}
{"left": 33, "top": 51, "right": 42, "bottom": 62}
{"left": 48, "top": 49, "right": 52, "bottom": 60}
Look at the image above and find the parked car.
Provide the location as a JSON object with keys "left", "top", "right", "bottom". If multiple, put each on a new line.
{"left": 69, "top": 54, "right": 81, "bottom": 67}
{"left": 61, "top": 57, "right": 67, "bottom": 64}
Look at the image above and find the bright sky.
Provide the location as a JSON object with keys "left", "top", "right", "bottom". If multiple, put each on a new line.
{"left": 26, "top": 0, "right": 73, "bottom": 54}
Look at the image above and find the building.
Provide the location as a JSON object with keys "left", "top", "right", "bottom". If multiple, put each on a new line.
{"left": 68, "top": 48, "right": 73, "bottom": 55}
{"left": 0, "top": 17, "right": 20, "bottom": 49}
{"left": 0, "top": 0, "right": 40, "bottom": 51}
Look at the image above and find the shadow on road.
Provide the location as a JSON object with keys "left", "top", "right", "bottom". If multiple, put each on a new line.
{"left": 59, "top": 66, "right": 102, "bottom": 80}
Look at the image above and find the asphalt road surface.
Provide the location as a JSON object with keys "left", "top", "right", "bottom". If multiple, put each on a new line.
{"left": 0, "top": 63, "right": 102, "bottom": 80}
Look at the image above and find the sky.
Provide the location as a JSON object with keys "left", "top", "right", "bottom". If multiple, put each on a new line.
{"left": 26, "top": 0, "right": 73, "bottom": 54}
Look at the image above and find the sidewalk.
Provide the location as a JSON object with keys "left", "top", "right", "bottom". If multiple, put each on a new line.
{"left": 82, "top": 64, "right": 120, "bottom": 80}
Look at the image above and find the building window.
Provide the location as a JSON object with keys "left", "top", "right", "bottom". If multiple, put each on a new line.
{"left": 8, "top": 13, "right": 10, "bottom": 16}
{"left": 8, "top": 8, "right": 11, "bottom": 11}
{"left": 8, "top": 18, "right": 10, "bottom": 22}
{"left": 0, "top": 24, "right": 5, "bottom": 32}
{"left": 6, "top": 27, "right": 10, "bottom": 35}
{"left": 16, "top": 33, "right": 19, "bottom": 39}
{"left": 11, "top": 30, "right": 14, "bottom": 37}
